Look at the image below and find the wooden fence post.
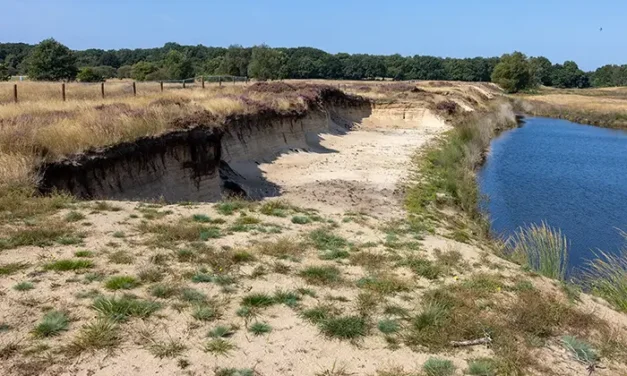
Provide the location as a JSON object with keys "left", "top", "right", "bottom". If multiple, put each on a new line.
{"left": 245, "top": 77, "right": 249, "bottom": 84}
{"left": 13, "top": 84, "right": 17, "bottom": 103}
{"left": 62, "top": 83, "right": 66, "bottom": 102}
{"left": 101, "top": 82, "right": 105, "bottom": 98}
{"left": 132, "top": 82, "right": 136, "bottom": 96}
{"left": 201, "top": 76, "right": 205, "bottom": 89}
{"left": 160, "top": 81, "right": 163, "bottom": 92}
{"left": 219, "top": 77, "right": 222, "bottom": 87}
{"left": 183, "top": 80, "right": 186, "bottom": 89}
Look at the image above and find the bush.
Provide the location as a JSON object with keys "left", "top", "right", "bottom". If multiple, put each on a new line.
{"left": 27, "top": 38, "right": 78, "bottom": 80}
{"left": 491, "top": 51, "right": 532, "bottom": 93}
{"left": 77, "top": 67, "right": 103, "bottom": 82}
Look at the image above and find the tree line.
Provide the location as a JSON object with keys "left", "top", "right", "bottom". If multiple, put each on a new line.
{"left": 0, "top": 39, "right": 623, "bottom": 91}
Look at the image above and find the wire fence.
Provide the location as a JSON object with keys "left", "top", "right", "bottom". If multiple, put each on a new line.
{"left": 1, "top": 75, "right": 249, "bottom": 104}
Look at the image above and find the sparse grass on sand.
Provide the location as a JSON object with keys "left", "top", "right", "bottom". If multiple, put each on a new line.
{"left": 583, "top": 249, "right": 627, "bottom": 312}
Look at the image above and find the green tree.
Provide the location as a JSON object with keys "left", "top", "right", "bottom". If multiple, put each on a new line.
{"left": 76, "top": 67, "right": 103, "bottom": 82}
{"left": 27, "top": 38, "right": 78, "bottom": 80}
{"left": 551, "top": 61, "right": 589, "bottom": 88}
{"left": 217, "top": 45, "right": 251, "bottom": 77}
{"left": 0, "top": 62, "right": 9, "bottom": 81}
{"left": 248, "top": 45, "right": 285, "bottom": 80}
{"left": 131, "top": 61, "right": 156, "bottom": 81}
{"left": 529, "top": 56, "right": 553, "bottom": 86}
{"left": 491, "top": 52, "right": 532, "bottom": 93}
{"left": 164, "top": 50, "right": 194, "bottom": 80}
{"left": 117, "top": 65, "right": 132, "bottom": 79}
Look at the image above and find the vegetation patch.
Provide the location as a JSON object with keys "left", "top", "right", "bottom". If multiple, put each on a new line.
{"left": 299, "top": 266, "right": 342, "bottom": 285}
{"left": 422, "top": 357, "right": 455, "bottom": 376}
{"left": 66, "top": 319, "right": 120, "bottom": 355}
{"left": 44, "top": 259, "right": 94, "bottom": 272}
{"left": 104, "top": 275, "right": 140, "bottom": 290}
{"left": 249, "top": 322, "right": 272, "bottom": 336}
{"left": 92, "top": 296, "right": 161, "bottom": 321}
{"left": 319, "top": 315, "right": 367, "bottom": 340}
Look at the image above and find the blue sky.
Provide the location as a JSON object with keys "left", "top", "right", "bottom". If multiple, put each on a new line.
{"left": 1, "top": 0, "right": 624, "bottom": 70}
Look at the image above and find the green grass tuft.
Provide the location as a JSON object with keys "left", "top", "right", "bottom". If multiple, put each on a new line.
{"left": 179, "top": 288, "right": 208, "bottom": 303}
{"left": 319, "top": 315, "right": 367, "bottom": 340}
{"left": 300, "top": 305, "right": 337, "bottom": 324}
{"left": 377, "top": 319, "right": 400, "bottom": 334}
{"left": 467, "top": 358, "right": 497, "bottom": 376}
{"left": 561, "top": 336, "right": 599, "bottom": 365}
{"left": 192, "top": 304, "right": 220, "bottom": 322}
{"left": 33, "top": 310, "right": 69, "bottom": 337}
{"left": 208, "top": 325, "right": 235, "bottom": 338}
{"left": 0, "top": 262, "right": 29, "bottom": 275}
{"left": 583, "top": 250, "right": 627, "bottom": 312}
{"left": 241, "top": 293, "right": 275, "bottom": 308}
{"left": 299, "top": 266, "right": 342, "bottom": 285}
{"left": 249, "top": 322, "right": 272, "bottom": 336}
{"left": 104, "top": 275, "right": 140, "bottom": 290}
{"left": 67, "top": 318, "right": 120, "bottom": 354}
{"left": 149, "top": 284, "right": 180, "bottom": 299}
{"left": 505, "top": 222, "right": 568, "bottom": 281}
{"left": 13, "top": 281, "right": 34, "bottom": 291}
{"left": 291, "top": 215, "right": 311, "bottom": 225}
{"left": 92, "top": 296, "right": 161, "bottom": 322}
{"left": 74, "top": 250, "right": 93, "bottom": 258}
{"left": 203, "top": 338, "right": 236, "bottom": 356}
{"left": 273, "top": 290, "right": 301, "bottom": 307}
{"left": 44, "top": 259, "right": 94, "bottom": 272}
{"left": 423, "top": 357, "right": 455, "bottom": 376}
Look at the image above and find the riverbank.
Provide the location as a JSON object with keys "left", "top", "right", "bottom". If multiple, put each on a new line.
{"left": 517, "top": 87, "right": 627, "bottom": 129}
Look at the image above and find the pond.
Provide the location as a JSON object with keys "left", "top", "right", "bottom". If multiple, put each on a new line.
{"left": 478, "top": 117, "right": 627, "bottom": 271}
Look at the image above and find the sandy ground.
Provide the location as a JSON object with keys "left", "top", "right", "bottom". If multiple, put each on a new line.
{"left": 262, "top": 110, "right": 449, "bottom": 218}
{"left": 1, "top": 104, "right": 626, "bottom": 376}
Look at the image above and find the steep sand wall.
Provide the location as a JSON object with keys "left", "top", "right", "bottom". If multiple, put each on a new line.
{"left": 38, "top": 102, "right": 373, "bottom": 202}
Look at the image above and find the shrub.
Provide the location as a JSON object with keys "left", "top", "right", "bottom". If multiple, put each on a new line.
{"left": 27, "top": 38, "right": 78, "bottom": 80}
{"left": 77, "top": 67, "right": 103, "bottom": 82}
{"left": 505, "top": 222, "right": 568, "bottom": 281}
{"left": 561, "top": 336, "right": 599, "bottom": 365}
{"left": 491, "top": 52, "right": 532, "bottom": 93}
{"left": 291, "top": 216, "right": 311, "bottom": 225}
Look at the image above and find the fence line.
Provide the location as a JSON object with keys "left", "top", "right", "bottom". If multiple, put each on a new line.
{"left": 5, "top": 75, "right": 249, "bottom": 104}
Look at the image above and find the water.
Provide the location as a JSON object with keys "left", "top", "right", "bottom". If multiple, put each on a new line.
{"left": 478, "top": 117, "right": 627, "bottom": 271}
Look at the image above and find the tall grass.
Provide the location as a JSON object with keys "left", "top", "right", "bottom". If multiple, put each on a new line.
{"left": 504, "top": 222, "right": 568, "bottom": 281}
{"left": 583, "top": 249, "right": 627, "bottom": 312}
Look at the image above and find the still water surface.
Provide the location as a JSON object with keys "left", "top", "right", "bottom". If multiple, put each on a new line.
{"left": 478, "top": 117, "right": 627, "bottom": 270}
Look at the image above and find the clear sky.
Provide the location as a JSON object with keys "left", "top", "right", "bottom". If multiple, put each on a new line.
{"left": 1, "top": 0, "right": 624, "bottom": 70}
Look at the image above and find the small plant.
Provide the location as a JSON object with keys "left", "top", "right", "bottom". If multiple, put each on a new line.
{"left": 179, "top": 288, "right": 208, "bottom": 303}
{"left": 232, "top": 250, "right": 255, "bottom": 263}
{"left": 192, "top": 304, "right": 220, "bottom": 322}
{"left": 108, "top": 250, "right": 134, "bottom": 264}
{"left": 259, "top": 200, "right": 290, "bottom": 217}
{"left": 412, "top": 302, "right": 449, "bottom": 331}
{"left": 177, "top": 248, "right": 197, "bottom": 262}
{"left": 33, "top": 310, "right": 69, "bottom": 337}
{"left": 215, "top": 368, "right": 254, "bottom": 376}
{"left": 466, "top": 358, "right": 496, "bottom": 376}
{"left": 65, "top": 211, "right": 86, "bottom": 222}
{"left": 403, "top": 257, "right": 441, "bottom": 280}
{"left": 291, "top": 216, "right": 311, "bottom": 225}
{"left": 13, "top": 281, "right": 35, "bottom": 291}
{"left": 149, "top": 284, "right": 180, "bottom": 299}
{"left": 561, "top": 336, "right": 599, "bottom": 366}
{"left": 319, "top": 315, "right": 367, "bottom": 340}
{"left": 357, "top": 274, "right": 409, "bottom": 295}
{"left": 299, "top": 266, "right": 342, "bottom": 285}
{"left": 112, "top": 231, "right": 125, "bottom": 238}
{"left": 0, "top": 262, "right": 29, "bottom": 275}
{"left": 92, "top": 296, "right": 161, "bottom": 322}
{"left": 192, "top": 214, "right": 212, "bottom": 223}
{"left": 148, "top": 339, "right": 187, "bottom": 358}
{"left": 67, "top": 319, "right": 120, "bottom": 354}
{"left": 505, "top": 222, "right": 568, "bottom": 281}
{"left": 137, "top": 266, "right": 164, "bottom": 283}
{"left": 74, "top": 250, "right": 93, "bottom": 258}
{"left": 192, "top": 272, "right": 214, "bottom": 283}
{"left": 300, "top": 305, "right": 336, "bottom": 324}
{"left": 44, "top": 259, "right": 93, "bottom": 272}
{"left": 241, "top": 293, "right": 275, "bottom": 308}
{"left": 204, "top": 338, "right": 236, "bottom": 356}
{"left": 104, "top": 275, "right": 140, "bottom": 290}
{"left": 214, "top": 200, "right": 248, "bottom": 215}
{"left": 208, "top": 325, "right": 235, "bottom": 338}
{"left": 309, "top": 228, "right": 347, "bottom": 251}
{"left": 377, "top": 319, "right": 400, "bottom": 334}
{"left": 274, "top": 290, "right": 301, "bottom": 307}
{"left": 249, "top": 322, "right": 272, "bottom": 336}
{"left": 422, "top": 357, "right": 455, "bottom": 376}
{"left": 583, "top": 250, "right": 627, "bottom": 312}
{"left": 257, "top": 237, "right": 302, "bottom": 259}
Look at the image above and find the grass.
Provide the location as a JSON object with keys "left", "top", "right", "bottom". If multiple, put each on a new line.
{"left": 208, "top": 325, "right": 235, "bottom": 338}
{"left": 299, "top": 266, "right": 342, "bottom": 285}
{"left": 92, "top": 296, "right": 161, "bottom": 321}
{"left": 33, "top": 310, "right": 69, "bottom": 337}
{"left": 149, "top": 283, "right": 180, "bottom": 299}
{"left": 504, "top": 222, "right": 568, "bottom": 281}
{"left": 319, "top": 315, "right": 367, "bottom": 340}
{"left": 204, "top": 338, "right": 236, "bottom": 356}
{"left": 44, "top": 259, "right": 94, "bottom": 272}
{"left": 402, "top": 257, "right": 441, "bottom": 280}
{"left": 0, "top": 222, "right": 75, "bottom": 249}
{"left": 107, "top": 250, "right": 134, "bottom": 264}
{"left": 138, "top": 221, "right": 222, "bottom": 244}
{"left": 583, "top": 250, "right": 627, "bottom": 312}
{"left": 64, "top": 211, "right": 85, "bottom": 222}
{"left": 0, "top": 262, "right": 29, "bottom": 275}
{"left": 214, "top": 199, "right": 250, "bottom": 215}
{"left": 377, "top": 319, "right": 400, "bottom": 334}
{"left": 356, "top": 274, "right": 409, "bottom": 295}
{"left": 74, "top": 250, "right": 93, "bottom": 258}
{"left": 241, "top": 293, "right": 275, "bottom": 308}
{"left": 192, "top": 304, "right": 221, "bottom": 321}
{"left": 148, "top": 339, "right": 187, "bottom": 358}
{"left": 291, "top": 215, "right": 311, "bottom": 225}
{"left": 215, "top": 368, "right": 254, "bottom": 376}
{"left": 274, "top": 290, "right": 302, "bottom": 307}
{"left": 104, "top": 275, "right": 140, "bottom": 290}
{"left": 466, "top": 358, "right": 497, "bottom": 376}
{"left": 249, "top": 322, "right": 272, "bottom": 336}
{"left": 66, "top": 319, "right": 120, "bottom": 354}
{"left": 300, "top": 305, "right": 337, "bottom": 324}
{"left": 309, "top": 228, "right": 347, "bottom": 251}
{"left": 422, "top": 358, "right": 455, "bottom": 376}
{"left": 257, "top": 236, "right": 303, "bottom": 259}
{"left": 259, "top": 200, "right": 291, "bottom": 217}
{"left": 179, "top": 287, "right": 208, "bottom": 303}
{"left": 13, "top": 281, "right": 34, "bottom": 291}
{"left": 561, "top": 336, "right": 599, "bottom": 365}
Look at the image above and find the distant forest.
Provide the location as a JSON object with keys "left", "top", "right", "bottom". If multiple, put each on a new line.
{"left": 0, "top": 40, "right": 624, "bottom": 88}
